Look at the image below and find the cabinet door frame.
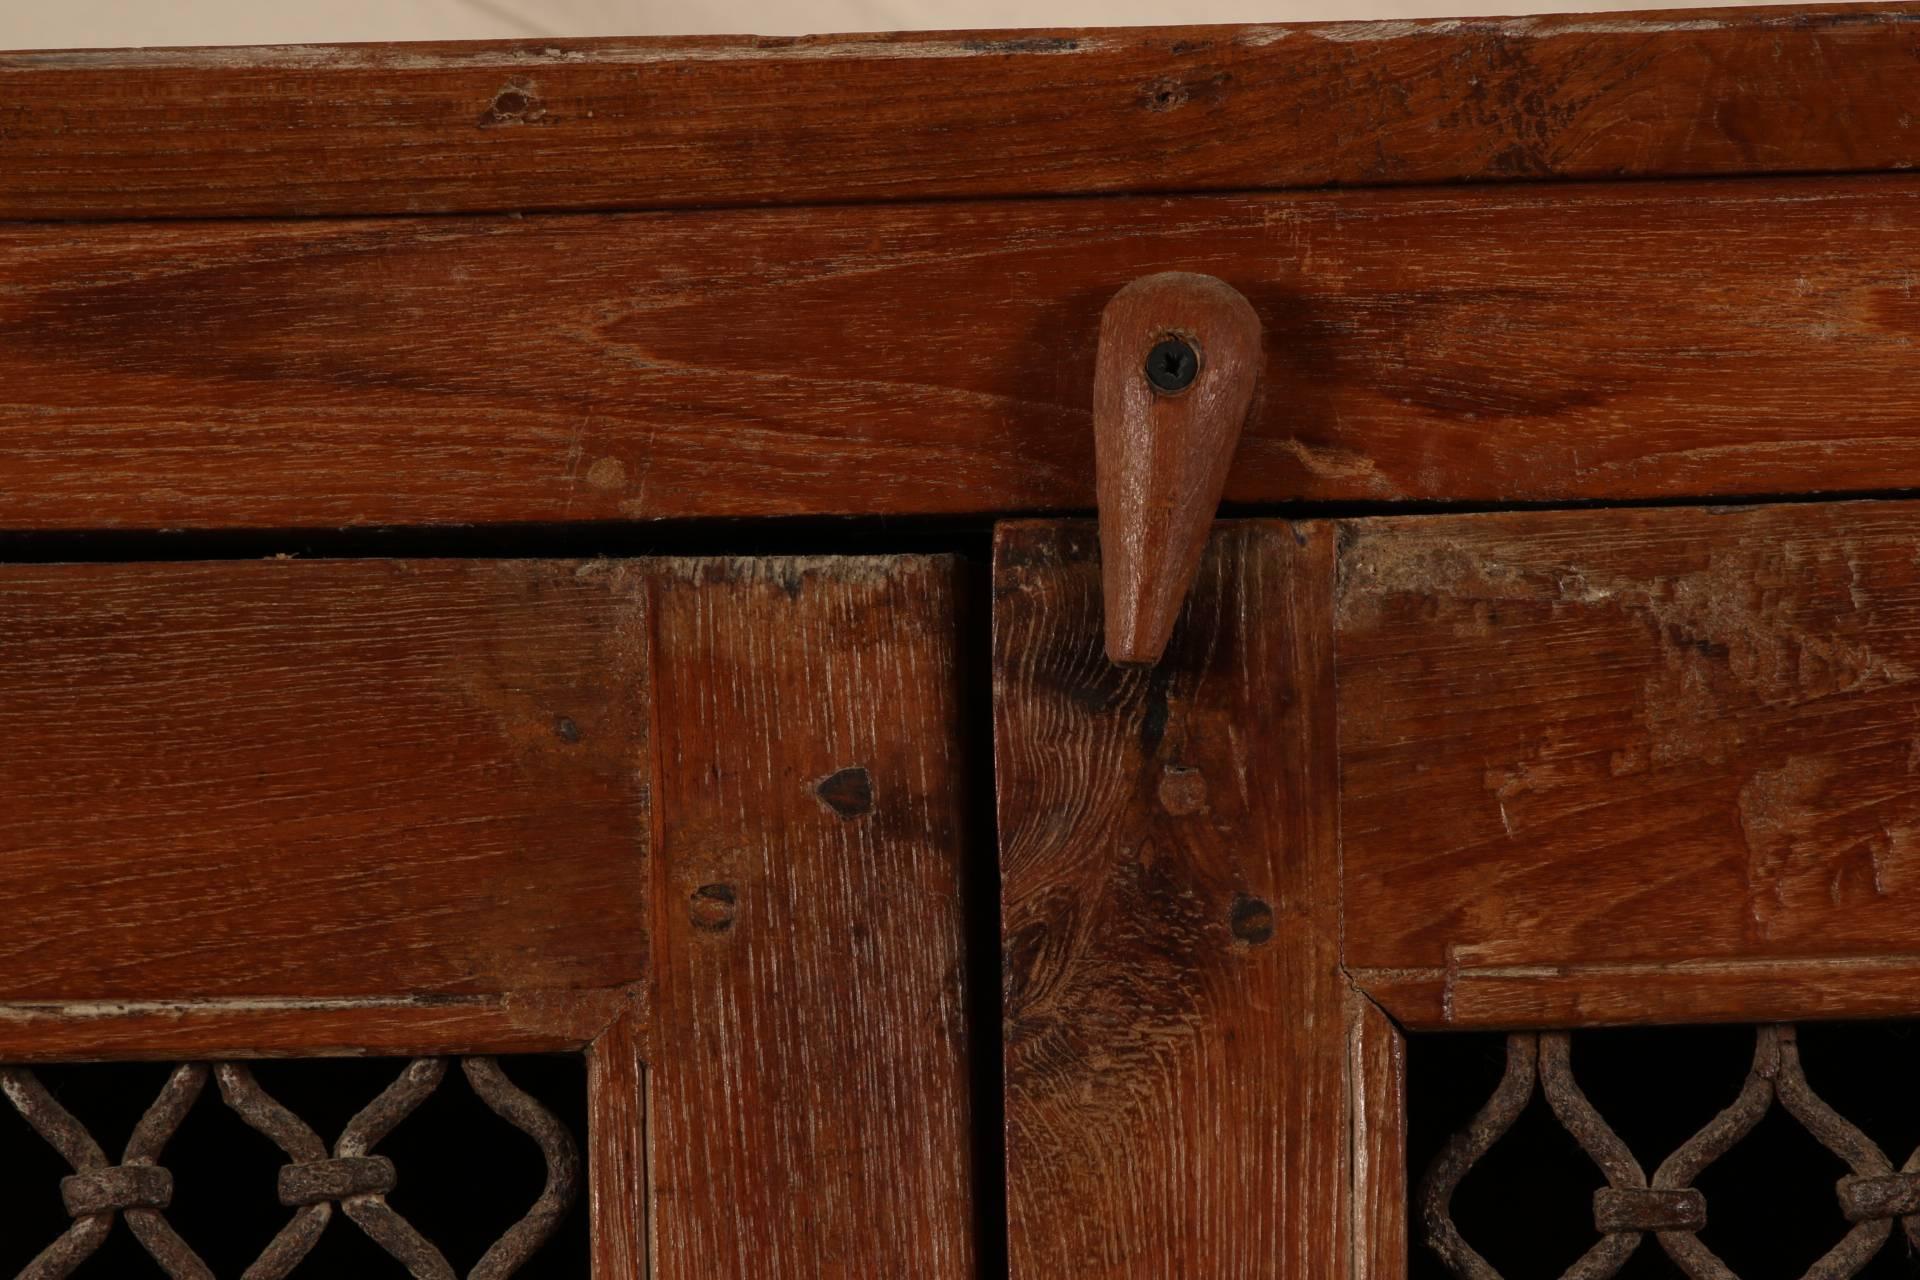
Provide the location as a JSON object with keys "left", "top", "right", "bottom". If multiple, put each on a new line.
{"left": 0, "top": 553, "right": 978, "bottom": 1280}
{"left": 997, "top": 508, "right": 1920, "bottom": 1278}
{"left": 996, "top": 521, "right": 1365, "bottom": 1278}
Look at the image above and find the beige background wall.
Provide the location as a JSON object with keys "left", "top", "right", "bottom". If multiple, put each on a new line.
{"left": 0, "top": 0, "right": 1843, "bottom": 49}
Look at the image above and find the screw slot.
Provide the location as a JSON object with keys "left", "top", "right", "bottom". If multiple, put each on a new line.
{"left": 1144, "top": 337, "right": 1198, "bottom": 393}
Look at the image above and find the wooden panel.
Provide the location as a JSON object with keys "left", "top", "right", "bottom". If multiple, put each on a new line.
{"left": 5, "top": 5, "right": 1918, "bottom": 219}
{"left": 996, "top": 521, "right": 1344, "bottom": 1277}
{"left": 10, "top": 176, "right": 1920, "bottom": 530}
{"left": 1338, "top": 501, "right": 1920, "bottom": 1027}
{"left": 645, "top": 556, "right": 977, "bottom": 1279}
{"left": 0, "top": 559, "right": 649, "bottom": 1002}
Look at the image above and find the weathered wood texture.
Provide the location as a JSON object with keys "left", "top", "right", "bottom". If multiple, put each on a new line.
{"left": 0, "top": 559, "right": 649, "bottom": 1003}
{"left": 645, "top": 557, "right": 978, "bottom": 1279}
{"left": 587, "top": 1002, "right": 648, "bottom": 1280}
{"left": 997, "top": 521, "right": 1344, "bottom": 1277}
{"left": 4, "top": 5, "right": 1918, "bottom": 220}
{"left": 1095, "top": 272, "right": 1262, "bottom": 666}
{"left": 1338, "top": 501, "right": 1920, "bottom": 1029}
{"left": 1352, "top": 956, "right": 1920, "bottom": 1030}
{"left": 1349, "top": 995, "right": 1407, "bottom": 1280}
{"left": 8, "top": 176, "right": 1920, "bottom": 529}
{"left": 0, "top": 989, "right": 625, "bottom": 1064}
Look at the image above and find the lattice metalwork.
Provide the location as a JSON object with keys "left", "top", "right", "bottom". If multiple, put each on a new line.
{"left": 1421, "top": 1026, "right": 1920, "bottom": 1279}
{"left": 0, "top": 1056, "right": 579, "bottom": 1280}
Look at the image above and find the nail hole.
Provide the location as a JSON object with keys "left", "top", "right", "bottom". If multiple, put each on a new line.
{"left": 814, "top": 766, "right": 875, "bottom": 818}
{"left": 1229, "top": 893, "right": 1275, "bottom": 945}
{"left": 689, "top": 883, "right": 737, "bottom": 932}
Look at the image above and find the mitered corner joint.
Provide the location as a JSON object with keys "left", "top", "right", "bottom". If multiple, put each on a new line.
{"left": 1093, "top": 271, "right": 1263, "bottom": 667}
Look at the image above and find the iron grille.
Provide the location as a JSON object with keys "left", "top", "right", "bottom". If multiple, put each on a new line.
{"left": 0, "top": 1056, "right": 580, "bottom": 1279}
{"left": 1421, "top": 1026, "right": 1920, "bottom": 1279}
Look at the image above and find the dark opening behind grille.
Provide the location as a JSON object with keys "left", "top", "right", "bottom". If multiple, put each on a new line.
{"left": 1410, "top": 1022, "right": 1920, "bottom": 1279}
{"left": 0, "top": 1054, "right": 588, "bottom": 1278}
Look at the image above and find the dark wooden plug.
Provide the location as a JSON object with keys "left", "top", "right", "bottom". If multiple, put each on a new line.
{"left": 1093, "top": 271, "right": 1262, "bottom": 666}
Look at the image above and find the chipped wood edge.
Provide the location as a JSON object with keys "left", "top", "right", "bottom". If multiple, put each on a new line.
{"left": 2, "top": 4, "right": 1899, "bottom": 71}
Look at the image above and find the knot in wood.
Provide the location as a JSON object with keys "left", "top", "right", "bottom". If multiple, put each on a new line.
{"left": 278, "top": 1154, "right": 398, "bottom": 1206}
{"left": 1157, "top": 764, "right": 1208, "bottom": 815}
{"left": 61, "top": 1165, "right": 174, "bottom": 1216}
{"left": 1592, "top": 1186, "right": 1707, "bottom": 1233}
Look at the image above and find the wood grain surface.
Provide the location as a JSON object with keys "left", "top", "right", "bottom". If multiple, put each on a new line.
{"left": 587, "top": 1001, "right": 648, "bottom": 1280}
{"left": 1349, "top": 995, "right": 1407, "bottom": 1280}
{"left": 1338, "top": 502, "right": 1920, "bottom": 1027}
{"left": 0, "top": 989, "right": 625, "bottom": 1063}
{"left": 1353, "top": 955, "right": 1920, "bottom": 1030}
{"left": 644, "top": 556, "right": 978, "bottom": 1280}
{"left": 8, "top": 175, "right": 1920, "bottom": 528}
{"left": 4, "top": 5, "right": 1918, "bottom": 219}
{"left": 0, "top": 558, "right": 649, "bottom": 1003}
{"left": 996, "top": 521, "right": 1345, "bottom": 1277}
{"left": 1094, "top": 272, "right": 1262, "bottom": 666}
{"left": 0, "top": 554, "right": 981, "bottom": 1271}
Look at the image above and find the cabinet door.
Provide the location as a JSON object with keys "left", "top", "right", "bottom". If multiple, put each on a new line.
{"left": 997, "top": 506, "right": 1920, "bottom": 1278}
{"left": 0, "top": 555, "right": 977, "bottom": 1278}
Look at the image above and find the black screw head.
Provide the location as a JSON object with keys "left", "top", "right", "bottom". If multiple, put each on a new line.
{"left": 1145, "top": 337, "right": 1198, "bottom": 393}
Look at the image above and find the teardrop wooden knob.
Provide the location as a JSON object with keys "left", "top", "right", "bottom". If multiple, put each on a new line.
{"left": 1093, "top": 272, "right": 1262, "bottom": 666}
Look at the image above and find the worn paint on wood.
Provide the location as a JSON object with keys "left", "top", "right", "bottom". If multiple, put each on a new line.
{"left": 996, "top": 521, "right": 1344, "bottom": 1277}
{"left": 4, "top": 5, "right": 1919, "bottom": 219}
{"left": 7, "top": 176, "right": 1920, "bottom": 528}
{"left": 0, "top": 559, "right": 649, "bottom": 1002}
{"left": 1338, "top": 502, "right": 1920, "bottom": 1026}
{"left": 645, "top": 556, "right": 978, "bottom": 1279}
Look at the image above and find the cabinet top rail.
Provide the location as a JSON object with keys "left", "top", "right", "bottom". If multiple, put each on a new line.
{"left": 4, "top": 2, "right": 1917, "bottom": 220}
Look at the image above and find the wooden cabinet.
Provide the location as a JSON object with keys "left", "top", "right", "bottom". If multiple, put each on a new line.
{"left": 6, "top": 5, "right": 1920, "bottom": 1277}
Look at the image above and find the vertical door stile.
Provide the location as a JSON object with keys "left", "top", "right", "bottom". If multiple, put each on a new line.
{"left": 643, "top": 556, "right": 979, "bottom": 1280}
{"left": 996, "top": 520, "right": 1350, "bottom": 1277}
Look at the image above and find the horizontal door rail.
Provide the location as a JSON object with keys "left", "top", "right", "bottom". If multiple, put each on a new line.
{"left": 6, "top": 175, "right": 1920, "bottom": 529}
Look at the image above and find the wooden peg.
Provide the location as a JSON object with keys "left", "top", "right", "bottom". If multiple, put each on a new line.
{"left": 1093, "top": 271, "right": 1262, "bottom": 666}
